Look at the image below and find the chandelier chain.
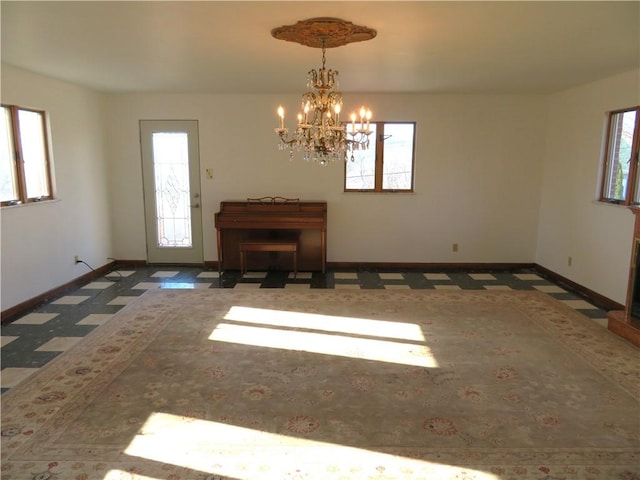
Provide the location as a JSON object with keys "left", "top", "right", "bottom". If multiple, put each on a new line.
{"left": 321, "top": 43, "right": 326, "bottom": 70}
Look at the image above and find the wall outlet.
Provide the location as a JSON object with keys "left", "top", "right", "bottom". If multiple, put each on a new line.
{"left": 74, "top": 255, "right": 80, "bottom": 263}
{"left": 452, "top": 243, "right": 459, "bottom": 253}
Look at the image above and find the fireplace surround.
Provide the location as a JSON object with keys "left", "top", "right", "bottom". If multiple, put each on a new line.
{"left": 607, "top": 207, "right": 640, "bottom": 346}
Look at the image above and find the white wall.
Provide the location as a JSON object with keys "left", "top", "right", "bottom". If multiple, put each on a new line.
{"left": 106, "top": 93, "right": 547, "bottom": 265}
{"left": 1, "top": 64, "right": 112, "bottom": 312}
{"left": 536, "top": 69, "right": 640, "bottom": 304}
{"left": 8, "top": 63, "right": 635, "bottom": 314}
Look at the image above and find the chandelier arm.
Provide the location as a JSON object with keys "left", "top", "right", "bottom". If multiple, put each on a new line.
{"left": 276, "top": 130, "right": 297, "bottom": 146}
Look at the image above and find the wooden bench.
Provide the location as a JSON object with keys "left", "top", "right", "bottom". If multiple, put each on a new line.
{"left": 239, "top": 241, "right": 297, "bottom": 278}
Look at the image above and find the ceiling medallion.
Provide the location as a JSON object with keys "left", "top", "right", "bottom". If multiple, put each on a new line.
{"left": 271, "top": 18, "right": 377, "bottom": 165}
{"left": 271, "top": 17, "right": 376, "bottom": 48}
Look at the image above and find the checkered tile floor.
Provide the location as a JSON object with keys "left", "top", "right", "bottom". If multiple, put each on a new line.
{"left": 1, "top": 266, "right": 607, "bottom": 394}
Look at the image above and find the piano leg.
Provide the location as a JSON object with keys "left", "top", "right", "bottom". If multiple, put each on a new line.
{"left": 216, "top": 228, "right": 223, "bottom": 274}
{"left": 321, "top": 229, "right": 327, "bottom": 274}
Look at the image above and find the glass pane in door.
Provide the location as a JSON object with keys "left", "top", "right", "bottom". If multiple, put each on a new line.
{"left": 152, "top": 132, "right": 192, "bottom": 247}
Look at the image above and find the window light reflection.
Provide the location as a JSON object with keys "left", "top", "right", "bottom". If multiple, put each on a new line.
{"left": 159, "top": 282, "right": 196, "bottom": 289}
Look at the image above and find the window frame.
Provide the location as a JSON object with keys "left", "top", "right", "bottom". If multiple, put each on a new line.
{"left": 344, "top": 121, "right": 416, "bottom": 193}
{"left": 1, "top": 104, "right": 54, "bottom": 207}
{"left": 598, "top": 106, "right": 640, "bottom": 205}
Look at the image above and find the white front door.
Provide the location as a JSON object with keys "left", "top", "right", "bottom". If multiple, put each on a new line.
{"left": 140, "top": 120, "right": 203, "bottom": 264}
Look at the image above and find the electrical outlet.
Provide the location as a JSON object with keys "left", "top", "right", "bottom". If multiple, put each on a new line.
{"left": 568, "top": 256, "right": 572, "bottom": 267}
{"left": 74, "top": 255, "right": 80, "bottom": 264}
{"left": 452, "top": 243, "right": 459, "bottom": 253}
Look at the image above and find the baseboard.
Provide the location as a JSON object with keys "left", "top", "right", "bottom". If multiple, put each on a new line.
{"left": 534, "top": 264, "right": 623, "bottom": 311}
{"left": 328, "top": 262, "right": 536, "bottom": 271}
{"left": 1, "top": 261, "right": 116, "bottom": 324}
{"left": 2, "top": 260, "right": 621, "bottom": 324}
{"left": 329, "top": 262, "right": 622, "bottom": 311}
{"left": 113, "top": 259, "right": 149, "bottom": 267}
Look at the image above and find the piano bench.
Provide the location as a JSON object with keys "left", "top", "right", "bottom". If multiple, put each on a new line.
{"left": 239, "top": 241, "right": 298, "bottom": 278}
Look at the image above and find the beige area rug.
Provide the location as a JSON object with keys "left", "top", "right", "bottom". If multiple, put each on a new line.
{"left": 1, "top": 289, "right": 639, "bottom": 480}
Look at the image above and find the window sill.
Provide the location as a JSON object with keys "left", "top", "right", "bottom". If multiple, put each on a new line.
{"left": 1, "top": 198, "right": 60, "bottom": 209}
{"left": 343, "top": 190, "right": 416, "bottom": 195}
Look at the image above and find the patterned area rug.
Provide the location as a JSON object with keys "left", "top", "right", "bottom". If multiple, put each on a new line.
{"left": 1, "top": 289, "right": 638, "bottom": 480}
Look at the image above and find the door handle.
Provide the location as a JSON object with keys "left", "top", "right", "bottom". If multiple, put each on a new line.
{"left": 190, "top": 203, "right": 200, "bottom": 208}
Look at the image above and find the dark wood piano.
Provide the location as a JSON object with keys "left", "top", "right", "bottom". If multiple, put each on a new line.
{"left": 214, "top": 197, "right": 327, "bottom": 273}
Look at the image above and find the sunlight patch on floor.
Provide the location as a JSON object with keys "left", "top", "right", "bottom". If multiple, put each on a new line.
{"left": 224, "top": 305, "right": 426, "bottom": 341}
{"left": 210, "top": 322, "right": 437, "bottom": 367}
{"left": 104, "top": 473, "right": 159, "bottom": 480}
{"left": 122, "top": 412, "right": 498, "bottom": 480}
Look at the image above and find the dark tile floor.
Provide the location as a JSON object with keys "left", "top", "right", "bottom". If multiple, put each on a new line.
{"left": 1, "top": 266, "right": 607, "bottom": 394}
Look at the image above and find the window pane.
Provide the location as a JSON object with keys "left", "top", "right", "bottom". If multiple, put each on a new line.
{"left": 0, "top": 107, "right": 19, "bottom": 202}
{"left": 382, "top": 123, "right": 414, "bottom": 190}
{"left": 18, "top": 109, "right": 50, "bottom": 199}
{"left": 602, "top": 110, "right": 636, "bottom": 201}
{"left": 345, "top": 124, "right": 376, "bottom": 189}
{"left": 152, "top": 132, "right": 192, "bottom": 248}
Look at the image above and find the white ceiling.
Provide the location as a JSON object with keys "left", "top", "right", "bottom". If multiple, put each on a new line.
{"left": 2, "top": 1, "right": 639, "bottom": 95}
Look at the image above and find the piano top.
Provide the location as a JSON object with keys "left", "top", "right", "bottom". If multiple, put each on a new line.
{"left": 215, "top": 199, "right": 327, "bottom": 230}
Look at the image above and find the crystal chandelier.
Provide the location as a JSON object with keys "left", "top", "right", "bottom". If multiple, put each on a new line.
{"left": 271, "top": 18, "right": 377, "bottom": 165}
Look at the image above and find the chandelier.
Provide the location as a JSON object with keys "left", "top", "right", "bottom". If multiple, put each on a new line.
{"left": 271, "top": 18, "right": 377, "bottom": 164}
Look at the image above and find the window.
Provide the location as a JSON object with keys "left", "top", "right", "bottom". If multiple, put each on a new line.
{"left": 344, "top": 122, "right": 416, "bottom": 192}
{"left": 599, "top": 106, "right": 640, "bottom": 205}
{"left": 1, "top": 104, "right": 54, "bottom": 206}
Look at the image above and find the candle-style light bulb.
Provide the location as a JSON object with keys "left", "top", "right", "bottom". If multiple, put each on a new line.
{"left": 277, "top": 106, "right": 285, "bottom": 129}
{"left": 303, "top": 102, "right": 310, "bottom": 124}
{"left": 351, "top": 112, "right": 356, "bottom": 133}
{"left": 334, "top": 104, "right": 341, "bottom": 125}
{"left": 359, "top": 107, "right": 366, "bottom": 129}
{"left": 366, "top": 109, "right": 372, "bottom": 130}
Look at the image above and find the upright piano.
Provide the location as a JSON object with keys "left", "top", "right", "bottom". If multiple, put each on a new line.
{"left": 214, "top": 197, "right": 327, "bottom": 273}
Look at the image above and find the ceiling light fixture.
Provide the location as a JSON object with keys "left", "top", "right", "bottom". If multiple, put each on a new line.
{"left": 271, "top": 18, "right": 377, "bottom": 165}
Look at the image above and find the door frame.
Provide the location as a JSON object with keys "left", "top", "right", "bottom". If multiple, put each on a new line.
{"left": 139, "top": 119, "right": 203, "bottom": 264}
